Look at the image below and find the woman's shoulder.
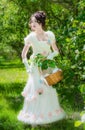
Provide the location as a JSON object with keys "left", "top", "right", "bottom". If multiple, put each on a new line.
{"left": 46, "top": 30, "right": 54, "bottom": 33}
{"left": 24, "top": 32, "right": 35, "bottom": 44}
{"left": 46, "top": 30, "right": 55, "bottom": 36}
{"left": 46, "top": 30, "right": 55, "bottom": 40}
{"left": 25, "top": 31, "right": 35, "bottom": 38}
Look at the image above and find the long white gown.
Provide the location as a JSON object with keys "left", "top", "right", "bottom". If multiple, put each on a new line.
{"left": 17, "top": 31, "right": 66, "bottom": 125}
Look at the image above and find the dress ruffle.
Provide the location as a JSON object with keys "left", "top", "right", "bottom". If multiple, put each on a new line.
{"left": 18, "top": 108, "right": 65, "bottom": 125}
{"left": 18, "top": 76, "right": 66, "bottom": 125}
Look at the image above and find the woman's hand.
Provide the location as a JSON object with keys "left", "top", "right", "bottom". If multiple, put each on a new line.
{"left": 22, "top": 58, "right": 34, "bottom": 73}
{"left": 22, "top": 58, "right": 30, "bottom": 73}
{"left": 47, "top": 51, "right": 59, "bottom": 60}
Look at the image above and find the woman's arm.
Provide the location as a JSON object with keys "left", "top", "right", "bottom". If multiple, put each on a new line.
{"left": 21, "top": 44, "right": 30, "bottom": 59}
{"left": 47, "top": 40, "right": 59, "bottom": 60}
{"left": 21, "top": 43, "right": 32, "bottom": 73}
{"left": 51, "top": 40, "right": 59, "bottom": 53}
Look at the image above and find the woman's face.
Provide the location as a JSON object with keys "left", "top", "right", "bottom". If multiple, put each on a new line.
{"left": 29, "top": 16, "right": 42, "bottom": 31}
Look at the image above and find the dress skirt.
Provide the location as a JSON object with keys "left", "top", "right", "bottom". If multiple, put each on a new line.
{"left": 17, "top": 64, "right": 66, "bottom": 125}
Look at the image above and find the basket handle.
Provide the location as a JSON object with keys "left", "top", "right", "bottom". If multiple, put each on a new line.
{"left": 41, "top": 75, "right": 49, "bottom": 87}
{"left": 39, "top": 67, "right": 50, "bottom": 87}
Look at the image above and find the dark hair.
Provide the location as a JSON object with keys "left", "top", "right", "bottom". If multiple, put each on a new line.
{"left": 30, "top": 11, "right": 46, "bottom": 27}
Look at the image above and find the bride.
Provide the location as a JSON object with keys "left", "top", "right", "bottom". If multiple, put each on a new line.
{"left": 17, "top": 11, "right": 66, "bottom": 126}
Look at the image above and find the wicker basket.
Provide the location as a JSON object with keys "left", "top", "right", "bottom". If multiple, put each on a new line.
{"left": 45, "top": 70, "right": 63, "bottom": 86}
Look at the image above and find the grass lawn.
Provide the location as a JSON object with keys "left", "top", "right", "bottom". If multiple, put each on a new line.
{"left": 0, "top": 58, "right": 83, "bottom": 130}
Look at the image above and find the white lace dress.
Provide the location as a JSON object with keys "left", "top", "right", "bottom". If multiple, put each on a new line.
{"left": 17, "top": 31, "right": 66, "bottom": 125}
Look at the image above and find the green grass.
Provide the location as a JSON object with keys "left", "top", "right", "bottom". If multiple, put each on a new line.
{"left": 0, "top": 59, "right": 83, "bottom": 130}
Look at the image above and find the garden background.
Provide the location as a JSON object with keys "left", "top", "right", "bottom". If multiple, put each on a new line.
{"left": 0, "top": 0, "right": 85, "bottom": 130}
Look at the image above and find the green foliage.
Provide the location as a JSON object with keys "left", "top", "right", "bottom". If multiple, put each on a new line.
{"left": 33, "top": 53, "right": 56, "bottom": 70}
{"left": 51, "top": 0, "right": 85, "bottom": 112}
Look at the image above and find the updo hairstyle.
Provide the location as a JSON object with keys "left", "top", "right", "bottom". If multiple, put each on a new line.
{"left": 30, "top": 11, "right": 46, "bottom": 27}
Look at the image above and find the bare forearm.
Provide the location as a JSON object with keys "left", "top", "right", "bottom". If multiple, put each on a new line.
{"left": 51, "top": 41, "right": 59, "bottom": 53}
{"left": 21, "top": 44, "right": 30, "bottom": 59}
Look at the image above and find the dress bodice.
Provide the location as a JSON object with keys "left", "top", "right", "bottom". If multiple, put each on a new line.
{"left": 24, "top": 31, "right": 55, "bottom": 57}
{"left": 32, "top": 38, "right": 51, "bottom": 56}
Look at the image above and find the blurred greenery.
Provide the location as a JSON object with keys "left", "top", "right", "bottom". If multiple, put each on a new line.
{"left": 0, "top": 0, "right": 85, "bottom": 129}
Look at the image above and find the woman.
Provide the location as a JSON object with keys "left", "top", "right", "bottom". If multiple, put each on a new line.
{"left": 18, "top": 11, "right": 66, "bottom": 125}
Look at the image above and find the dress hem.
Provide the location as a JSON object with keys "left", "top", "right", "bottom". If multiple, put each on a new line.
{"left": 17, "top": 109, "right": 66, "bottom": 125}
